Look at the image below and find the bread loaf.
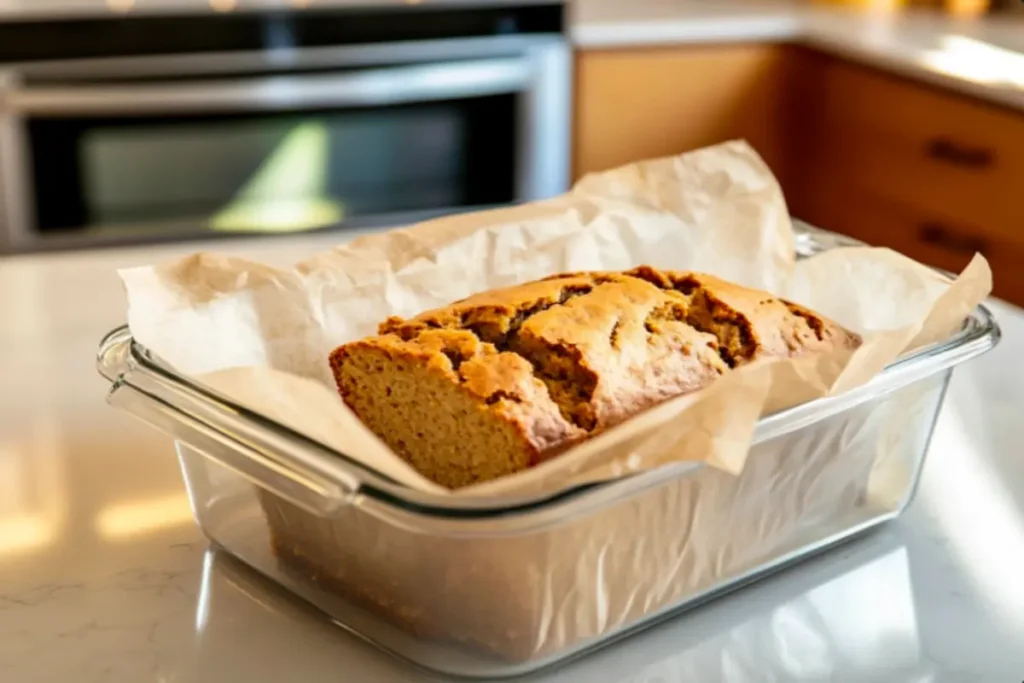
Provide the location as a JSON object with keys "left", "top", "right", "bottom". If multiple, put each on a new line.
{"left": 330, "top": 266, "right": 860, "bottom": 488}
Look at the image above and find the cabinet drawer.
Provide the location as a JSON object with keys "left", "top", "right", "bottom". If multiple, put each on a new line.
{"left": 801, "top": 55, "right": 1024, "bottom": 240}
{"left": 796, "top": 173, "right": 1022, "bottom": 306}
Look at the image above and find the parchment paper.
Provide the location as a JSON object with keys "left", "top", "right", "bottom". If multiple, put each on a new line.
{"left": 120, "top": 141, "right": 992, "bottom": 497}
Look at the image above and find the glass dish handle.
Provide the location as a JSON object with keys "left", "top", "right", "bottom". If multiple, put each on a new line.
{"left": 108, "top": 379, "right": 353, "bottom": 516}
{"left": 97, "top": 325, "right": 134, "bottom": 382}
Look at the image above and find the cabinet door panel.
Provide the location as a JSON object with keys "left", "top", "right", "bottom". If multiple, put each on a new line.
{"left": 574, "top": 44, "right": 788, "bottom": 181}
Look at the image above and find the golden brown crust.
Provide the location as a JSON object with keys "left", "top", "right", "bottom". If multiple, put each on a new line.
{"left": 331, "top": 329, "right": 582, "bottom": 473}
{"left": 330, "top": 266, "right": 860, "bottom": 488}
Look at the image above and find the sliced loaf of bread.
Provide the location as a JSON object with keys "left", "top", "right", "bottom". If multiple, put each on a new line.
{"left": 330, "top": 266, "right": 860, "bottom": 488}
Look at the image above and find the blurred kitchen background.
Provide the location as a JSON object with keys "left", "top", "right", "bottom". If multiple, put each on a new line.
{"left": 1, "top": 0, "right": 1023, "bottom": 300}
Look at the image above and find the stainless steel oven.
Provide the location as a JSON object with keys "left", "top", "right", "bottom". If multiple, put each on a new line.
{"left": 0, "top": 3, "right": 569, "bottom": 250}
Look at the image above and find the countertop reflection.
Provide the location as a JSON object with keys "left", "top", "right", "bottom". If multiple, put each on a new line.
{"left": 0, "top": 232, "right": 1023, "bottom": 681}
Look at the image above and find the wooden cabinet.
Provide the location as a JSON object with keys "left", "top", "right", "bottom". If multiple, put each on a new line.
{"left": 786, "top": 49, "right": 1024, "bottom": 302}
{"left": 573, "top": 44, "right": 793, "bottom": 185}
{"left": 574, "top": 42, "right": 1024, "bottom": 304}
{"left": 797, "top": 170, "right": 1024, "bottom": 305}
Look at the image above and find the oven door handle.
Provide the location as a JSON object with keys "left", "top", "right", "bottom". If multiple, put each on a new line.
{"left": 0, "top": 57, "right": 530, "bottom": 116}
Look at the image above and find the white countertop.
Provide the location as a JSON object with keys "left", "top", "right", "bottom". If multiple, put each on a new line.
{"left": 573, "top": 0, "right": 1024, "bottom": 112}
{"left": 1, "top": 231, "right": 1023, "bottom": 682}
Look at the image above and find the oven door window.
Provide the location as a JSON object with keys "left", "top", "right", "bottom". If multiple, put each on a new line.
{"left": 28, "top": 95, "right": 516, "bottom": 236}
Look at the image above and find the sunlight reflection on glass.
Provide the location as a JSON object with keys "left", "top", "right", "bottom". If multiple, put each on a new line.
{"left": 210, "top": 121, "right": 344, "bottom": 233}
{"left": 195, "top": 551, "right": 215, "bottom": 634}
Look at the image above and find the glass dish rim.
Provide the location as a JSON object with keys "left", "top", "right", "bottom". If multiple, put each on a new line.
{"left": 97, "top": 225, "right": 1002, "bottom": 519}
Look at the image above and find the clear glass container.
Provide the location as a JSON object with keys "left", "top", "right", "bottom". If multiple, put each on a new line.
{"left": 96, "top": 227, "right": 1000, "bottom": 678}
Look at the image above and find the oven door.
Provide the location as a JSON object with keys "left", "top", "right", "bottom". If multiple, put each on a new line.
{"left": 0, "top": 53, "right": 567, "bottom": 249}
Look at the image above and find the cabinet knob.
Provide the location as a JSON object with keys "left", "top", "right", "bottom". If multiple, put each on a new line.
{"left": 925, "top": 137, "right": 993, "bottom": 169}
{"left": 919, "top": 222, "right": 988, "bottom": 254}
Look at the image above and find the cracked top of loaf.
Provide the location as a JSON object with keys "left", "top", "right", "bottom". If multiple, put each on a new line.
{"left": 330, "top": 266, "right": 861, "bottom": 488}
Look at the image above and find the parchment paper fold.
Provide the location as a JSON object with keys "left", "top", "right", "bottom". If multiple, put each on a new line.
{"left": 120, "top": 141, "right": 991, "bottom": 497}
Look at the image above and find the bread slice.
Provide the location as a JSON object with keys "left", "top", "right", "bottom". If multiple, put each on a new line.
{"left": 330, "top": 266, "right": 859, "bottom": 488}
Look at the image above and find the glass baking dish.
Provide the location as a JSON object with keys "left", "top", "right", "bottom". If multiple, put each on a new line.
{"left": 96, "top": 225, "right": 1000, "bottom": 678}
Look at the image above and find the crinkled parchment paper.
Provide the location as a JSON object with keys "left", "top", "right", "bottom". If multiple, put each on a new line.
{"left": 120, "top": 141, "right": 992, "bottom": 497}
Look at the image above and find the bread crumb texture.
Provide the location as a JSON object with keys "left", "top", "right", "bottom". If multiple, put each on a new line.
{"left": 331, "top": 266, "right": 860, "bottom": 488}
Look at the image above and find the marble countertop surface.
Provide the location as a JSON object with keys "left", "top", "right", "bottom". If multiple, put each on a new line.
{"left": 1, "top": 229, "right": 1024, "bottom": 682}
{"left": 573, "top": 0, "right": 1024, "bottom": 111}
